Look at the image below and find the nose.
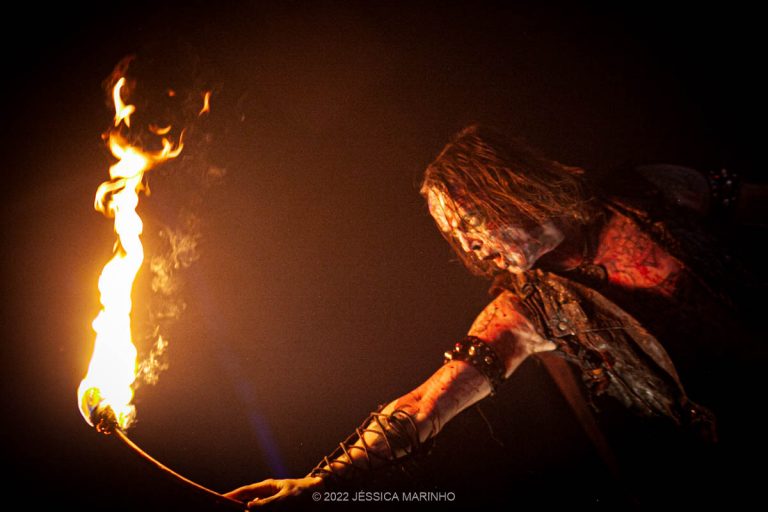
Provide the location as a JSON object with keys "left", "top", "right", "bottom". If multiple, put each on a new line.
{"left": 456, "top": 231, "right": 482, "bottom": 253}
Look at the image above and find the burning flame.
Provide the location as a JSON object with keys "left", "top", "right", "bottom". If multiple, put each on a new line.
{"left": 78, "top": 77, "right": 183, "bottom": 430}
{"left": 199, "top": 91, "right": 211, "bottom": 116}
{"left": 112, "top": 77, "right": 135, "bottom": 128}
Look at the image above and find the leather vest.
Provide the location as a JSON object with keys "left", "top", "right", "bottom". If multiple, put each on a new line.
{"left": 495, "top": 268, "right": 713, "bottom": 431}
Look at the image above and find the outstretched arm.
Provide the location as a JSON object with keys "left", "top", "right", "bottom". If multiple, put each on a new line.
{"left": 227, "top": 291, "right": 554, "bottom": 507}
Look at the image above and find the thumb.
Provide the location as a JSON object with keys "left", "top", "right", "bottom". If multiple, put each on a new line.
{"left": 225, "top": 480, "right": 281, "bottom": 501}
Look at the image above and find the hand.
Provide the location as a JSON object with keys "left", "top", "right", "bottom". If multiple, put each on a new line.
{"left": 225, "top": 475, "right": 324, "bottom": 509}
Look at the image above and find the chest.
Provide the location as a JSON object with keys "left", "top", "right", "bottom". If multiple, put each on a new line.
{"left": 593, "top": 215, "right": 683, "bottom": 297}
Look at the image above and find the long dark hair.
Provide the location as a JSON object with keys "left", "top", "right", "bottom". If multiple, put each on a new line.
{"left": 421, "top": 124, "right": 597, "bottom": 277}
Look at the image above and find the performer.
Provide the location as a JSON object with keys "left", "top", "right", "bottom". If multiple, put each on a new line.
{"left": 227, "top": 124, "right": 761, "bottom": 508}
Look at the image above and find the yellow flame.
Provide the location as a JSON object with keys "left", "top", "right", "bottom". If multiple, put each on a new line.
{"left": 78, "top": 78, "right": 183, "bottom": 429}
{"left": 113, "top": 77, "right": 135, "bottom": 128}
{"left": 199, "top": 91, "right": 211, "bottom": 116}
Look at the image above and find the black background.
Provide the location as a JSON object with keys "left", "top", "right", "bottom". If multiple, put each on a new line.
{"left": 2, "top": 1, "right": 765, "bottom": 510}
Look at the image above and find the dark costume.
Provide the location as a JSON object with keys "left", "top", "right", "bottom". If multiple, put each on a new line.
{"left": 496, "top": 266, "right": 713, "bottom": 433}
{"left": 418, "top": 170, "right": 760, "bottom": 508}
{"left": 315, "top": 168, "right": 762, "bottom": 509}
{"left": 489, "top": 183, "right": 738, "bottom": 437}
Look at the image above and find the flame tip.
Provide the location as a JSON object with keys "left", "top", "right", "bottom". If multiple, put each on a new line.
{"left": 199, "top": 91, "right": 212, "bottom": 116}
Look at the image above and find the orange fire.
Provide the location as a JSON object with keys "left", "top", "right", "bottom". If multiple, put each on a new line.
{"left": 78, "top": 77, "right": 183, "bottom": 429}
{"left": 199, "top": 91, "right": 211, "bottom": 116}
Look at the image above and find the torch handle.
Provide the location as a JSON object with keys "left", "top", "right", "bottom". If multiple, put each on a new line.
{"left": 114, "top": 429, "right": 246, "bottom": 510}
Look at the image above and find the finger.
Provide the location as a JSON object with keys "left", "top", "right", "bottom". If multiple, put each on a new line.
{"left": 223, "top": 486, "right": 256, "bottom": 500}
{"left": 225, "top": 480, "right": 281, "bottom": 501}
{"left": 248, "top": 491, "right": 286, "bottom": 509}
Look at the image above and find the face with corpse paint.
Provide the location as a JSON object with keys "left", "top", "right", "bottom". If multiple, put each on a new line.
{"left": 426, "top": 187, "right": 564, "bottom": 274}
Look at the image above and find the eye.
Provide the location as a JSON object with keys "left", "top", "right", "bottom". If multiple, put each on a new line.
{"left": 462, "top": 211, "right": 485, "bottom": 228}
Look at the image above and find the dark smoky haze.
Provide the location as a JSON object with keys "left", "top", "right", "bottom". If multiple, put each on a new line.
{"left": 1, "top": 2, "right": 764, "bottom": 510}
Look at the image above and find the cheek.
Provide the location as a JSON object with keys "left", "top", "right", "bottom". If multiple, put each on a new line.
{"left": 496, "top": 234, "right": 539, "bottom": 265}
{"left": 495, "top": 228, "right": 530, "bottom": 249}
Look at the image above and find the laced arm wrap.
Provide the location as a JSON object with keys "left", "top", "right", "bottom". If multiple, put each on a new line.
{"left": 309, "top": 408, "right": 428, "bottom": 487}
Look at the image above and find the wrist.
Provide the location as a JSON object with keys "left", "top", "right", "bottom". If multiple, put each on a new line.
{"left": 305, "top": 473, "right": 327, "bottom": 490}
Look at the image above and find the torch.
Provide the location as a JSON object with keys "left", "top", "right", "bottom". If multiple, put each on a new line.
{"left": 77, "top": 76, "right": 244, "bottom": 510}
{"left": 87, "top": 400, "right": 244, "bottom": 510}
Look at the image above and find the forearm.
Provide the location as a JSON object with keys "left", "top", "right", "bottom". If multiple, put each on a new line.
{"left": 311, "top": 292, "right": 552, "bottom": 485}
{"left": 309, "top": 360, "right": 490, "bottom": 482}
{"left": 383, "top": 359, "right": 491, "bottom": 439}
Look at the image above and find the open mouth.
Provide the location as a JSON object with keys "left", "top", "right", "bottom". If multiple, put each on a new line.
{"left": 481, "top": 253, "right": 507, "bottom": 269}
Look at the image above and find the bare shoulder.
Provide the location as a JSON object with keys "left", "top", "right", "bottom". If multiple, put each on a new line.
{"left": 468, "top": 290, "right": 555, "bottom": 372}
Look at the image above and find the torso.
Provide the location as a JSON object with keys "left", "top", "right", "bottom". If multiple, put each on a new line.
{"left": 524, "top": 209, "right": 740, "bottom": 408}
{"left": 593, "top": 212, "right": 683, "bottom": 298}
